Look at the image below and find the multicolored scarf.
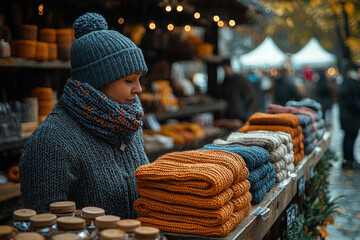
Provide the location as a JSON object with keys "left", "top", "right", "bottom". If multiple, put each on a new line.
{"left": 61, "top": 79, "right": 144, "bottom": 144}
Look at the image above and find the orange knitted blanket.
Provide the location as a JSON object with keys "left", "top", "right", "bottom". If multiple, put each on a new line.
{"left": 137, "top": 204, "right": 252, "bottom": 237}
{"left": 248, "top": 112, "right": 300, "bottom": 128}
{"left": 134, "top": 191, "right": 252, "bottom": 227}
{"left": 294, "top": 150, "right": 305, "bottom": 165}
{"left": 136, "top": 150, "right": 248, "bottom": 197}
{"left": 239, "top": 124, "right": 301, "bottom": 138}
{"left": 136, "top": 180, "right": 250, "bottom": 209}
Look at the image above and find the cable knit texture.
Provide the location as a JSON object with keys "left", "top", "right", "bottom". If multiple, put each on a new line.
{"left": 19, "top": 101, "right": 149, "bottom": 218}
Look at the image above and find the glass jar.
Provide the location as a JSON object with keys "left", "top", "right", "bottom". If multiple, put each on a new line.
{"left": 99, "top": 229, "right": 126, "bottom": 240}
{"left": 81, "top": 207, "right": 105, "bottom": 234}
{"left": 134, "top": 227, "right": 166, "bottom": 240}
{"left": 29, "top": 213, "right": 57, "bottom": 239}
{"left": 12, "top": 209, "right": 37, "bottom": 232}
{"left": 115, "top": 219, "right": 141, "bottom": 240}
{"left": 50, "top": 233, "right": 79, "bottom": 240}
{"left": 14, "top": 232, "right": 45, "bottom": 240}
{"left": 90, "top": 215, "right": 120, "bottom": 240}
{"left": 50, "top": 201, "right": 76, "bottom": 217}
{"left": 56, "top": 216, "right": 90, "bottom": 240}
{"left": 0, "top": 225, "right": 16, "bottom": 240}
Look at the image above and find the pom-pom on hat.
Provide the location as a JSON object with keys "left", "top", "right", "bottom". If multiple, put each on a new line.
{"left": 70, "top": 12, "right": 148, "bottom": 89}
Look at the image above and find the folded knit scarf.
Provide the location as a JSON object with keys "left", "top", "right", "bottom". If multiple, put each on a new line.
{"left": 134, "top": 191, "right": 252, "bottom": 227}
{"left": 152, "top": 150, "right": 248, "bottom": 184}
{"left": 286, "top": 98, "right": 323, "bottom": 119}
{"left": 275, "top": 169, "right": 288, "bottom": 182}
{"left": 303, "top": 132, "right": 316, "bottom": 146}
{"left": 137, "top": 186, "right": 233, "bottom": 210}
{"left": 61, "top": 79, "right": 143, "bottom": 144}
{"left": 269, "top": 144, "right": 288, "bottom": 163}
{"left": 136, "top": 160, "right": 234, "bottom": 197}
{"left": 246, "top": 131, "right": 294, "bottom": 153}
{"left": 247, "top": 162, "right": 275, "bottom": 186}
{"left": 251, "top": 178, "right": 276, "bottom": 204}
{"left": 137, "top": 204, "right": 252, "bottom": 237}
{"left": 215, "top": 131, "right": 282, "bottom": 151}
{"left": 250, "top": 165, "right": 275, "bottom": 192}
{"left": 294, "top": 150, "right": 305, "bottom": 165}
{"left": 302, "top": 124, "right": 315, "bottom": 137}
{"left": 295, "top": 114, "right": 312, "bottom": 127}
{"left": 239, "top": 124, "right": 301, "bottom": 138}
{"left": 305, "top": 143, "right": 316, "bottom": 154}
{"left": 267, "top": 104, "right": 317, "bottom": 123}
{"left": 200, "top": 144, "right": 270, "bottom": 171}
{"left": 248, "top": 112, "right": 300, "bottom": 128}
{"left": 273, "top": 160, "right": 286, "bottom": 172}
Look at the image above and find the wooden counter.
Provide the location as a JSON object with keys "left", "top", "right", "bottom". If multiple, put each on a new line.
{"left": 163, "top": 130, "right": 331, "bottom": 240}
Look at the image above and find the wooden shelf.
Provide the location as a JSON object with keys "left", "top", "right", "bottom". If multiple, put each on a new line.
{"left": 0, "top": 183, "right": 21, "bottom": 202}
{"left": 152, "top": 100, "right": 227, "bottom": 122}
{"left": 0, "top": 137, "right": 28, "bottom": 152}
{"left": 163, "top": 130, "right": 332, "bottom": 240}
{"left": 0, "top": 57, "right": 71, "bottom": 69}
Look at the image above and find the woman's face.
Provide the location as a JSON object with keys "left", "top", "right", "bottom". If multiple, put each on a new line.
{"left": 101, "top": 72, "right": 143, "bottom": 104}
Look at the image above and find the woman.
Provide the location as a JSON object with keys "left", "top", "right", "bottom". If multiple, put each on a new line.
{"left": 19, "top": 12, "right": 149, "bottom": 218}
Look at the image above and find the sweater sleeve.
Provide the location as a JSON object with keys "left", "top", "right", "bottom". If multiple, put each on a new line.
{"left": 19, "top": 127, "right": 78, "bottom": 213}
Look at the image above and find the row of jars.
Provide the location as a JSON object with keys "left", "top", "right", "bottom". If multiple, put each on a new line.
{"left": 0, "top": 201, "right": 165, "bottom": 240}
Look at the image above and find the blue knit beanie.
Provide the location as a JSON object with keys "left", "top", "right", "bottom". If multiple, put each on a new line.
{"left": 70, "top": 12, "right": 148, "bottom": 89}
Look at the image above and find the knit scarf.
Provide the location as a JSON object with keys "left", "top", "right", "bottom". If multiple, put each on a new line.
{"left": 61, "top": 79, "right": 144, "bottom": 144}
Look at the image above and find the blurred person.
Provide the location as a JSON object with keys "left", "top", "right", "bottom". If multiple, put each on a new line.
{"left": 273, "top": 66, "right": 302, "bottom": 106}
{"left": 337, "top": 64, "right": 360, "bottom": 169}
{"left": 259, "top": 70, "right": 273, "bottom": 111}
{"left": 220, "top": 59, "right": 258, "bottom": 123}
{"left": 314, "top": 69, "right": 334, "bottom": 125}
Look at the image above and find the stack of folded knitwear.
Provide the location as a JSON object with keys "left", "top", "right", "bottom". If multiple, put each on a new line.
{"left": 238, "top": 112, "right": 305, "bottom": 165}
{"left": 286, "top": 98, "right": 326, "bottom": 140}
{"left": 134, "top": 150, "right": 252, "bottom": 237}
{"left": 267, "top": 104, "right": 317, "bottom": 155}
{"left": 200, "top": 144, "right": 275, "bottom": 204}
{"left": 212, "top": 130, "right": 294, "bottom": 182}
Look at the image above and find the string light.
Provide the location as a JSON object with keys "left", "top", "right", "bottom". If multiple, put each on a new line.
{"left": 184, "top": 25, "right": 191, "bottom": 32}
{"left": 176, "top": 5, "right": 183, "bottom": 12}
{"left": 118, "top": 18, "right": 124, "bottom": 24}
{"left": 165, "top": 5, "right": 172, "bottom": 12}
{"left": 327, "top": 67, "right": 336, "bottom": 76}
{"left": 149, "top": 22, "right": 156, "bottom": 30}
{"left": 229, "top": 20, "right": 236, "bottom": 27}
{"left": 38, "top": 4, "right": 43, "bottom": 15}
{"left": 217, "top": 20, "right": 224, "bottom": 27}
{"left": 213, "top": 15, "right": 220, "bottom": 22}
{"left": 194, "top": 12, "right": 200, "bottom": 19}
{"left": 167, "top": 24, "right": 174, "bottom": 31}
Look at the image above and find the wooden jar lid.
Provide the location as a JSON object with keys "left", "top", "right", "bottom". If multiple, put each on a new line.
{"left": 100, "top": 229, "right": 126, "bottom": 240}
{"left": 30, "top": 213, "right": 57, "bottom": 228}
{"left": 82, "top": 206, "right": 105, "bottom": 219}
{"left": 50, "top": 201, "right": 76, "bottom": 214}
{"left": 116, "top": 219, "right": 141, "bottom": 232}
{"left": 56, "top": 216, "right": 85, "bottom": 230}
{"left": 94, "top": 215, "right": 120, "bottom": 229}
{"left": 134, "top": 226, "right": 160, "bottom": 240}
{"left": 14, "top": 232, "right": 45, "bottom": 240}
{"left": 13, "top": 209, "right": 37, "bottom": 221}
{"left": 51, "top": 233, "right": 79, "bottom": 240}
{"left": 0, "top": 225, "right": 15, "bottom": 239}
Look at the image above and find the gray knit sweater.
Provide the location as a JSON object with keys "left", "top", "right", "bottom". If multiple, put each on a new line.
{"left": 19, "top": 102, "right": 149, "bottom": 218}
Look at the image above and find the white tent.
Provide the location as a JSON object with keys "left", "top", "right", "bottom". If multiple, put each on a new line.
{"left": 291, "top": 38, "right": 337, "bottom": 69}
{"left": 238, "top": 37, "right": 287, "bottom": 70}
